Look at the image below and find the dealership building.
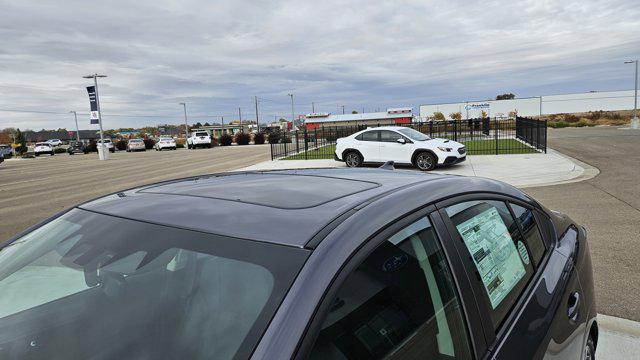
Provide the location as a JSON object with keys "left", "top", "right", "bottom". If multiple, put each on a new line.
{"left": 419, "top": 89, "right": 640, "bottom": 119}
{"left": 303, "top": 108, "right": 413, "bottom": 129}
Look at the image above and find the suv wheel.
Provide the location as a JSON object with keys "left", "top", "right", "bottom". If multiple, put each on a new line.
{"left": 415, "top": 151, "right": 436, "bottom": 171}
{"left": 344, "top": 151, "right": 362, "bottom": 168}
{"left": 583, "top": 334, "right": 595, "bottom": 360}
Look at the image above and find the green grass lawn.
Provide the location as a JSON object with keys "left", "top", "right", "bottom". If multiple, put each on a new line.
{"left": 281, "top": 139, "right": 537, "bottom": 160}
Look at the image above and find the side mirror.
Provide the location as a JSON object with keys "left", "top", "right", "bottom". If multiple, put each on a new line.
{"left": 396, "top": 138, "right": 406, "bottom": 144}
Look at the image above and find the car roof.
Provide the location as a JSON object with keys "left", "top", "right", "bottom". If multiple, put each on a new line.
{"left": 78, "top": 168, "right": 529, "bottom": 248}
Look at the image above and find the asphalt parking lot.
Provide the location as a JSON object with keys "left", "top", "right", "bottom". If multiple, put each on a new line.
{"left": 526, "top": 126, "right": 640, "bottom": 322}
{"left": 0, "top": 145, "right": 271, "bottom": 241}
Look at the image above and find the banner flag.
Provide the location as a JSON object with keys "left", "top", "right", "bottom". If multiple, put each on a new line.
{"left": 87, "top": 86, "right": 100, "bottom": 124}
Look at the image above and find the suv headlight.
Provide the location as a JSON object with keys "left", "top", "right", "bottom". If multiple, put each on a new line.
{"left": 437, "top": 147, "right": 452, "bottom": 152}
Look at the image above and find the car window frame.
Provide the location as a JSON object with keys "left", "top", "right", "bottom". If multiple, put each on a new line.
{"left": 435, "top": 192, "right": 555, "bottom": 351}
{"left": 294, "top": 204, "right": 486, "bottom": 360}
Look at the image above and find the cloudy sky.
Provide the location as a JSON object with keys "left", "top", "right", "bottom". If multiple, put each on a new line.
{"left": 1, "top": 0, "right": 639, "bottom": 130}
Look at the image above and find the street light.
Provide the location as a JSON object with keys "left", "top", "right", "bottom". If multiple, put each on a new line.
{"left": 624, "top": 60, "right": 639, "bottom": 125}
{"left": 624, "top": 60, "right": 639, "bottom": 129}
{"left": 179, "top": 102, "right": 189, "bottom": 146}
{"left": 69, "top": 111, "right": 80, "bottom": 143}
{"left": 82, "top": 74, "right": 107, "bottom": 159}
{"left": 288, "top": 93, "right": 295, "bottom": 130}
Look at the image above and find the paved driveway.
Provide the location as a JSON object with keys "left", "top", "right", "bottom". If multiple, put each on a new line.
{"left": 525, "top": 127, "right": 640, "bottom": 321}
{"left": 0, "top": 145, "right": 271, "bottom": 241}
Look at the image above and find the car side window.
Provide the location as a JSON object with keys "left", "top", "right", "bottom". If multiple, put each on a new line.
{"left": 379, "top": 130, "right": 404, "bottom": 143}
{"left": 445, "top": 200, "right": 534, "bottom": 329}
{"left": 356, "top": 130, "right": 379, "bottom": 142}
{"left": 308, "top": 217, "right": 472, "bottom": 360}
{"left": 509, "top": 204, "right": 546, "bottom": 267}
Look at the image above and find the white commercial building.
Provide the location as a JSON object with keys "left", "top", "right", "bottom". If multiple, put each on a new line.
{"left": 419, "top": 90, "right": 640, "bottom": 119}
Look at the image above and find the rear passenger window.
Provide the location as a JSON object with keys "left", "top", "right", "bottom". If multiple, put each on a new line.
{"left": 356, "top": 130, "right": 379, "bottom": 141}
{"left": 309, "top": 217, "right": 472, "bottom": 360}
{"left": 446, "top": 200, "right": 534, "bottom": 329}
{"left": 510, "top": 204, "right": 546, "bottom": 267}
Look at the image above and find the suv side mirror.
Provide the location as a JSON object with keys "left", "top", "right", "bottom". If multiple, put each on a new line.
{"left": 396, "top": 138, "right": 406, "bottom": 144}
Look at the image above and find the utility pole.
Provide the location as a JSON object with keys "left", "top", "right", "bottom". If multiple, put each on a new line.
{"left": 288, "top": 93, "right": 295, "bottom": 130}
{"left": 221, "top": 116, "right": 225, "bottom": 135}
{"left": 254, "top": 96, "right": 260, "bottom": 132}
{"left": 341, "top": 105, "right": 345, "bottom": 114}
{"left": 69, "top": 111, "right": 81, "bottom": 143}
{"left": 82, "top": 74, "right": 107, "bottom": 159}
{"left": 312, "top": 102, "right": 315, "bottom": 113}
{"left": 238, "top": 107, "right": 242, "bottom": 132}
{"left": 625, "top": 59, "right": 639, "bottom": 129}
{"left": 179, "top": 102, "right": 189, "bottom": 146}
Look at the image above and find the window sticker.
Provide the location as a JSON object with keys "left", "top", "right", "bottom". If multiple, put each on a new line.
{"left": 456, "top": 207, "right": 526, "bottom": 309}
{"left": 517, "top": 241, "right": 530, "bottom": 265}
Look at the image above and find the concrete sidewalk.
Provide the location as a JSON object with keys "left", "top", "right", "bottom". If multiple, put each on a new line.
{"left": 597, "top": 314, "right": 640, "bottom": 359}
{"left": 242, "top": 149, "right": 599, "bottom": 188}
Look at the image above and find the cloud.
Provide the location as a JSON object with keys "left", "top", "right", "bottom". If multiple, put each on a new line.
{"left": 0, "top": 0, "right": 639, "bottom": 129}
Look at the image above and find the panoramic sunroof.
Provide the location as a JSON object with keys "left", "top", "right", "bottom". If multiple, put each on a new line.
{"left": 139, "top": 173, "right": 380, "bottom": 209}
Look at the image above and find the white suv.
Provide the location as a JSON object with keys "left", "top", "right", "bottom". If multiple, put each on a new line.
{"left": 335, "top": 126, "right": 466, "bottom": 171}
{"left": 187, "top": 131, "right": 212, "bottom": 149}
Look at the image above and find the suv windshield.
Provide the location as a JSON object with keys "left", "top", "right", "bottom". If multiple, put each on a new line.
{"left": 195, "top": 132, "right": 208, "bottom": 137}
{"left": 397, "top": 127, "right": 430, "bottom": 141}
{"left": 0, "top": 209, "right": 308, "bottom": 359}
{"left": 129, "top": 139, "right": 143, "bottom": 143}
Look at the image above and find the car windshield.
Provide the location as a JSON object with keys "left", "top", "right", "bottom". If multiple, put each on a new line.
{"left": 0, "top": 209, "right": 308, "bottom": 359}
{"left": 195, "top": 132, "right": 208, "bottom": 137}
{"left": 35, "top": 143, "right": 48, "bottom": 146}
{"left": 397, "top": 127, "right": 431, "bottom": 141}
{"left": 130, "top": 139, "right": 143, "bottom": 143}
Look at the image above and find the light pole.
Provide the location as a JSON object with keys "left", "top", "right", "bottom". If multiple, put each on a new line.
{"left": 288, "top": 93, "right": 295, "bottom": 130}
{"left": 179, "top": 102, "right": 189, "bottom": 145}
{"left": 69, "top": 111, "right": 80, "bottom": 143}
{"left": 82, "top": 74, "right": 106, "bottom": 159}
{"left": 624, "top": 60, "right": 639, "bottom": 129}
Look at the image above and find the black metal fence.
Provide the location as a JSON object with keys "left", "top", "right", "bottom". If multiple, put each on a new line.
{"left": 270, "top": 117, "right": 547, "bottom": 160}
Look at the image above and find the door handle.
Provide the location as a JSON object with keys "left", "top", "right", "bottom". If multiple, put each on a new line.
{"left": 567, "top": 292, "right": 580, "bottom": 320}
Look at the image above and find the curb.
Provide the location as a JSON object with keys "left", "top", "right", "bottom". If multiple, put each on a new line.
{"left": 515, "top": 148, "right": 600, "bottom": 188}
{"left": 598, "top": 314, "right": 640, "bottom": 337}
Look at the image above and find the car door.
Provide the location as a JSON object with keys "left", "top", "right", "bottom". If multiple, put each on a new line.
{"left": 436, "top": 195, "right": 588, "bottom": 359}
{"left": 379, "top": 130, "right": 412, "bottom": 164}
{"left": 298, "top": 208, "right": 486, "bottom": 360}
{"left": 355, "top": 130, "right": 381, "bottom": 162}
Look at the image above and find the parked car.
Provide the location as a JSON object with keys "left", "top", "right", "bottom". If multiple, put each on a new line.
{"left": 67, "top": 142, "right": 88, "bottom": 155}
{"left": 187, "top": 131, "right": 212, "bottom": 149}
{"left": 155, "top": 137, "right": 177, "bottom": 151}
{"left": 0, "top": 144, "right": 13, "bottom": 156}
{"left": 46, "top": 139, "right": 63, "bottom": 147}
{"left": 33, "top": 142, "right": 54, "bottom": 156}
{"left": 335, "top": 126, "right": 466, "bottom": 171}
{"left": 0, "top": 168, "right": 596, "bottom": 359}
{"left": 97, "top": 138, "right": 116, "bottom": 153}
{"left": 126, "top": 138, "right": 146, "bottom": 152}
{"left": 0, "top": 152, "right": 3, "bottom": 165}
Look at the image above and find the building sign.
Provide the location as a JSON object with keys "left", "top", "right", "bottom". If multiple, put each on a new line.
{"left": 86, "top": 86, "right": 100, "bottom": 124}
{"left": 464, "top": 103, "right": 490, "bottom": 111}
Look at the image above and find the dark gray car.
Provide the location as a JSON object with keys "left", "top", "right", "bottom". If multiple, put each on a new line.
{"left": 0, "top": 168, "right": 597, "bottom": 359}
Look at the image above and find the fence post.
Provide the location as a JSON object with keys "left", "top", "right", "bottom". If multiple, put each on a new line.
{"left": 295, "top": 130, "right": 299, "bottom": 154}
{"left": 453, "top": 121, "right": 458, "bottom": 141}
{"left": 429, "top": 121, "right": 433, "bottom": 137}
{"left": 304, "top": 128, "right": 308, "bottom": 160}
{"left": 494, "top": 118, "right": 499, "bottom": 155}
{"left": 270, "top": 143, "right": 273, "bottom": 160}
{"left": 544, "top": 120, "right": 548, "bottom": 153}
{"left": 314, "top": 128, "right": 318, "bottom": 149}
